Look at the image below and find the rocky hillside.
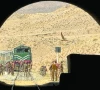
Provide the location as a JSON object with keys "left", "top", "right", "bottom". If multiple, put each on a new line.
{"left": 0, "top": 4, "right": 99, "bottom": 72}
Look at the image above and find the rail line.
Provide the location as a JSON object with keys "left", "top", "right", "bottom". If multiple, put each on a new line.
{"left": 11, "top": 63, "right": 41, "bottom": 90}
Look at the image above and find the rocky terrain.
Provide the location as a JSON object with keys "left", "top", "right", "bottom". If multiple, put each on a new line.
{"left": 0, "top": 3, "right": 99, "bottom": 85}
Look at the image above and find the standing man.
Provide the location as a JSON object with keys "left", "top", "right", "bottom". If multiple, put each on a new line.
{"left": 10, "top": 61, "right": 15, "bottom": 76}
{"left": 7, "top": 61, "right": 11, "bottom": 74}
{"left": 27, "top": 62, "right": 32, "bottom": 76}
{"left": 23, "top": 61, "right": 28, "bottom": 77}
{"left": 49, "top": 60, "right": 58, "bottom": 81}
{"left": 0, "top": 64, "right": 4, "bottom": 75}
{"left": 60, "top": 61, "right": 64, "bottom": 73}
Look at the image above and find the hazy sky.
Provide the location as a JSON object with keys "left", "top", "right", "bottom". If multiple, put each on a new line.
{"left": 15, "top": 1, "right": 68, "bottom": 14}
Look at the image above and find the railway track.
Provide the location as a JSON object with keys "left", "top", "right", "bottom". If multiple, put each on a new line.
{"left": 11, "top": 66, "right": 41, "bottom": 90}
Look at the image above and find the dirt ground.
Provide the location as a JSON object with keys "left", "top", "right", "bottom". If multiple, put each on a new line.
{"left": 0, "top": 70, "right": 61, "bottom": 86}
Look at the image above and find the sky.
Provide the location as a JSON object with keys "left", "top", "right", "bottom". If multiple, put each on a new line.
{"left": 15, "top": 1, "right": 68, "bottom": 14}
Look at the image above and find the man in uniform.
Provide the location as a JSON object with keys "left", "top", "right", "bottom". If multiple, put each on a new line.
{"left": 0, "top": 64, "right": 4, "bottom": 75}
{"left": 7, "top": 61, "right": 12, "bottom": 74}
{"left": 58, "top": 61, "right": 64, "bottom": 78}
{"left": 40, "top": 66, "right": 47, "bottom": 76}
{"left": 27, "top": 62, "right": 32, "bottom": 76}
{"left": 10, "top": 61, "right": 15, "bottom": 76}
{"left": 49, "top": 60, "right": 58, "bottom": 81}
{"left": 23, "top": 61, "right": 28, "bottom": 77}
{"left": 60, "top": 61, "right": 64, "bottom": 73}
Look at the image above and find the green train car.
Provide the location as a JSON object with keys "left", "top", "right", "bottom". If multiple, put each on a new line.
{"left": 13, "top": 45, "right": 32, "bottom": 63}
{"left": 0, "top": 45, "right": 32, "bottom": 71}
{"left": 13, "top": 45, "right": 32, "bottom": 71}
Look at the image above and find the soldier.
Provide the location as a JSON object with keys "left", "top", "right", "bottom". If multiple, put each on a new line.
{"left": 60, "top": 61, "right": 64, "bottom": 73}
{"left": 4, "top": 62, "right": 8, "bottom": 75}
{"left": 15, "top": 61, "right": 20, "bottom": 71}
{"left": 10, "top": 61, "right": 15, "bottom": 76}
{"left": 58, "top": 61, "right": 64, "bottom": 78}
{"left": 49, "top": 63, "right": 52, "bottom": 80}
{"left": 49, "top": 60, "right": 58, "bottom": 81}
{"left": 23, "top": 61, "right": 28, "bottom": 77}
{"left": 27, "top": 62, "right": 32, "bottom": 76}
{"left": 20, "top": 61, "right": 24, "bottom": 72}
{"left": 40, "top": 66, "right": 47, "bottom": 76}
{"left": 43, "top": 66, "right": 47, "bottom": 76}
{"left": 0, "top": 64, "right": 4, "bottom": 75}
{"left": 7, "top": 61, "right": 12, "bottom": 74}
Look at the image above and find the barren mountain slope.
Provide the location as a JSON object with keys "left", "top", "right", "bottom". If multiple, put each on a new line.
{"left": 0, "top": 4, "right": 99, "bottom": 71}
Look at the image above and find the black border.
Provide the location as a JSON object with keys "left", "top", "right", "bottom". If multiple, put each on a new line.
{"left": 0, "top": 0, "right": 100, "bottom": 90}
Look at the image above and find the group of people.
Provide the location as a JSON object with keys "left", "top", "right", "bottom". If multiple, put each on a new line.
{"left": 22, "top": 61, "right": 32, "bottom": 77}
{"left": 0, "top": 60, "right": 64, "bottom": 82}
{"left": 0, "top": 61, "right": 32, "bottom": 77}
{"left": 49, "top": 60, "right": 64, "bottom": 81}
{"left": 39, "top": 60, "right": 64, "bottom": 81}
{"left": 0, "top": 61, "right": 14, "bottom": 76}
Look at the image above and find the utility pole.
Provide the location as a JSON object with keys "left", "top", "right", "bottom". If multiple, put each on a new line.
{"left": 55, "top": 47, "right": 61, "bottom": 63}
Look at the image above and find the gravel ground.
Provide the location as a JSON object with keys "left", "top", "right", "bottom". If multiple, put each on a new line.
{"left": 0, "top": 71, "right": 59, "bottom": 86}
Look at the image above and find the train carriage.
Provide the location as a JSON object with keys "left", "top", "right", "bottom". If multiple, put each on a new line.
{"left": 13, "top": 45, "right": 32, "bottom": 71}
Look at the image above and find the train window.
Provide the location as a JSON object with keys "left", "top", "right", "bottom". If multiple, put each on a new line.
{"left": 24, "top": 49, "right": 29, "bottom": 52}
{"left": 17, "top": 49, "right": 23, "bottom": 53}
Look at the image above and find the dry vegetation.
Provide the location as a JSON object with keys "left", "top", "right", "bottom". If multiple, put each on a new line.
{"left": 0, "top": 4, "right": 99, "bottom": 85}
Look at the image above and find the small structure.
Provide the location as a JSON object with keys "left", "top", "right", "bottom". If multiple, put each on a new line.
{"left": 0, "top": 50, "right": 13, "bottom": 64}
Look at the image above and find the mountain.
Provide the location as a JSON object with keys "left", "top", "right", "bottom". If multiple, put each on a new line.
{"left": 0, "top": 4, "right": 99, "bottom": 72}
{"left": 14, "top": 1, "right": 67, "bottom": 14}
